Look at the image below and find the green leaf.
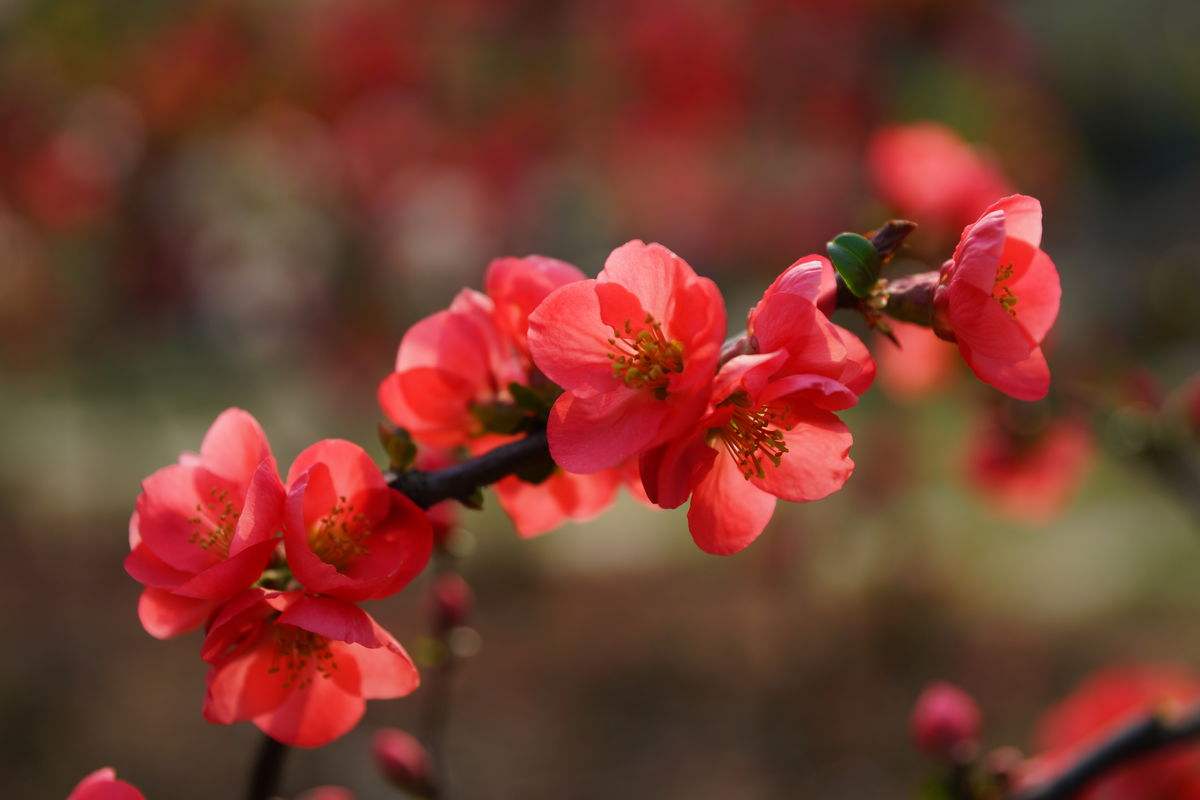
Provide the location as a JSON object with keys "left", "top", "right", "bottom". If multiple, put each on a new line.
{"left": 471, "top": 402, "right": 527, "bottom": 435}
{"left": 378, "top": 424, "right": 418, "bottom": 472}
{"left": 826, "top": 232, "right": 881, "bottom": 298}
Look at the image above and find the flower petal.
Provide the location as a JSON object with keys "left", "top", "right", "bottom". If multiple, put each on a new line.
{"left": 959, "top": 343, "right": 1051, "bottom": 401}
{"left": 199, "top": 408, "right": 275, "bottom": 487}
{"left": 528, "top": 280, "right": 622, "bottom": 398}
{"left": 546, "top": 390, "right": 669, "bottom": 473}
{"left": 137, "top": 588, "right": 218, "bottom": 639}
{"left": 687, "top": 455, "right": 777, "bottom": 555}
{"left": 750, "top": 410, "right": 854, "bottom": 502}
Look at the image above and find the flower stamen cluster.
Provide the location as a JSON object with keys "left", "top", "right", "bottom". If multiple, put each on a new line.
{"left": 309, "top": 495, "right": 370, "bottom": 569}
{"left": 187, "top": 487, "right": 239, "bottom": 556}
{"left": 269, "top": 625, "right": 338, "bottom": 690}
{"left": 714, "top": 393, "right": 788, "bottom": 480}
{"left": 607, "top": 314, "right": 685, "bottom": 397}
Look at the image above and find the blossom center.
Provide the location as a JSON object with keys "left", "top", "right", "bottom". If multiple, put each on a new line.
{"left": 715, "top": 393, "right": 788, "bottom": 480}
{"left": 189, "top": 486, "right": 239, "bottom": 557}
{"left": 268, "top": 625, "right": 337, "bottom": 689}
{"left": 607, "top": 315, "right": 685, "bottom": 399}
{"left": 993, "top": 263, "right": 1018, "bottom": 317}
{"left": 309, "top": 495, "right": 369, "bottom": 569}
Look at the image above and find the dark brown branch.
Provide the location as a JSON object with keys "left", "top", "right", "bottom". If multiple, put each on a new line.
{"left": 1011, "top": 705, "right": 1200, "bottom": 800}
{"left": 245, "top": 735, "right": 288, "bottom": 800}
{"left": 388, "top": 430, "right": 551, "bottom": 510}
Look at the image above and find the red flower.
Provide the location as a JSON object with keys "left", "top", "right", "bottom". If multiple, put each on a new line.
{"left": 284, "top": 440, "right": 431, "bottom": 602}
{"left": 378, "top": 256, "right": 583, "bottom": 447}
{"left": 966, "top": 412, "right": 1093, "bottom": 523}
{"left": 868, "top": 123, "right": 1013, "bottom": 233}
{"left": 125, "top": 409, "right": 285, "bottom": 639}
{"left": 373, "top": 728, "right": 437, "bottom": 797}
{"left": 748, "top": 254, "right": 875, "bottom": 396}
{"left": 935, "top": 195, "right": 1061, "bottom": 401}
{"left": 381, "top": 256, "right": 633, "bottom": 535}
{"left": 910, "top": 682, "right": 982, "bottom": 760}
{"left": 528, "top": 240, "right": 726, "bottom": 473}
{"left": 641, "top": 350, "right": 858, "bottom": 554}
{"left": 202, "top": 589, "right": 418, "bottom": 748}
{"left": 876, "top": 320, "right": 958, "bottom": 400}
{"left": 68, "top": 768, "right": 144, "bottom": 800}
{"left": 1017, "top": 666, "right": 1200, "bottom": 799}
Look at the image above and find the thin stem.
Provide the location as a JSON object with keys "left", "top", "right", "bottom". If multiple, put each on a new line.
{"left": 420, "top": 555, "right": 458, "bottom": 798}
{"left": 1011, "top": 705, "right": 1200, "bottom": 800}
{"left": 245, "top": 735, "right": 288, "bottom": 800}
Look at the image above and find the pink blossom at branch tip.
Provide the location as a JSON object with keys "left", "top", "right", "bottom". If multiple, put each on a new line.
{"left": 202, "top": 589, "right": 419, "bottom": 748}
{"left": 876, "top": 320, "right": 958, "bottom": 400}
{"left": 966, "top": 412, "right": 1093, "bottom": 523}
{"left": 284, "top": 439, "right": 432, "bottom": 602}
{"left": 125, "top": 408, "right": 285, "bottom": 639}
{"left": 868, "top": 122, "right": 1013, "bottom": 232}
{"left": 528, "top": 240, "right": 726, "bottom": 473}
{"left": 68, "top": 768, "right": 144, "bottom": 800}
{"left": 379, "top": 255, "right": 583, "bottom": 447}
{"left": 934, "top": 194, "right": 1061, "bottom": 401}
{"left": 374, "top": 728, "right": 437, "bottom": 797}
{"left": 1016, "top": 666, "right": 1200, "bottom": 799}
{"left": 910, "top": 682, "right": 982, "bottom": 760}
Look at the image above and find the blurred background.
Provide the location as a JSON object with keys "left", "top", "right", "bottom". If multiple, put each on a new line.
{"left": 2, "top": 0, "right": 1199, "bottom": 797}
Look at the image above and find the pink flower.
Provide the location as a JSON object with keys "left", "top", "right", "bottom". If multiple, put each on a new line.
{"left": 492, "top": 467, "right": 623, "bottom": 538}
{"left": 202, "top": 589, "right": 418, "bottom": 748}
{"left": 747, "top": 255, "right": 876, "bottom": 396}
{"left": 876, "top": 320, "right": 958, "bottom": 400}
{"left": 640, "top": 350, "right": 858, "bottom": 554}
{"left": 528, "top": 240, "right": 726, "bottom": 473}
{"left": 934, "top": 195, "right": 1061, "bottom": 401}
{"left": 373, "top": 728, "right": 437, "bottom": 797}
{"left": 1017, "top": 666, "right": 1200, "bottom": 799}
{"left": 966, "top": 412, "right": 1093, "bottom": 523}
{"left": 378, "top": 256, "right": 584, "bottom": 447}
{"left": 284, "top": 440, "right": 432, "bottom": 602}
{"left": 125, "top": 409, "right": 285, "bottom": 639}
{"left": 868, "top": 123, "right": 1013, "bottom": 233}
{"left": 68, "top": 768, "right": 144, "bottom": 800}
{"left": 295, "top": 788, "right": 354, "bottom": 800}
{"left": 910, "top": 682, "right": 982, "bottom": 760}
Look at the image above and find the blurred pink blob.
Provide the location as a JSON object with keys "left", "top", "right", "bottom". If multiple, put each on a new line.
{"left": 67, "top": 768, "right": 144, "bottom": 800}
{"left": 876, "top": 320, "right": 958, "bottom": 400}
{"left": 1017, "top": 666, "right": 1200, "bottom": 799}
{"left": 373, "top": 728, "right": 436, "bottom": 797}
{"left": 868, "top": 122, "right": 1013, "bottom": 233}
{"left": 966, "top": 413, "right": 1093, "bottom": 523}
{"left": 910, "top": 681, "right": 982, "bottom": 760}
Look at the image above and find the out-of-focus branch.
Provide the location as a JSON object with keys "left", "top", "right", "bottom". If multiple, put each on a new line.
{"left": 245, "top": 736, "right": 288, "bottom": 800}
{"left": 1011, "top": 705, "right": 1200, "bottom": 800}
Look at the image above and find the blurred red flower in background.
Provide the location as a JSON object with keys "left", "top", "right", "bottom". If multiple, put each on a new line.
{"left": 1018, "top": 666, "right": 1200, "bottom": 799}
{"left": 68, "top": 768, "right": 144, "bottom": 800}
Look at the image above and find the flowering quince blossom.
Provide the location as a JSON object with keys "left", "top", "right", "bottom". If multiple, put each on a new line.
{"left": 68, "top": 768, "right": 145, "bottom": 800}
{"left": 966, "top": 413, "right": 1093, "bottom": 523}
{"left": 636, "top": 254, "right": 871, "bottom": 554}
{"left": 284, "top": 439, "right": 432, "bottom": 602}
{"left": 202, "top": 588, "right": 418, "bottom": 748}
{"left": 868, "top": 122, "right": 1013, "bottom": 233}
{"left": 1016, "top": 666, "right": 1200, "bottom": 799}
{"left": 380, "top": 255, "right": 639, "bottom": 536}
{"left": 528, "top": 240, "right": 726, "bottom": 473}
{"left": 125, "top": 409, "right": 286, "bottom": 639}
{"left": 934, "top": 194, "right": 1061, "bottom": 401}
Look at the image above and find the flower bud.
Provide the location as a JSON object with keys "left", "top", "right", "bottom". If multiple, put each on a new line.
{"left": 430, "top": 572, "right": 473, "bottom": 632}
{"left": 373, "top": 728, "right": 437, "bottom": 798}
{"left": 296, "top": 787, "right": 354, "bottom": 800}
{"left": 911, "top": 681, "right": 982, "bottom": 760}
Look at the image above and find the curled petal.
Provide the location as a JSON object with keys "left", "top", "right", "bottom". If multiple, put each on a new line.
{"left": 687, "top": 455, "right": 777, "bottom": 555}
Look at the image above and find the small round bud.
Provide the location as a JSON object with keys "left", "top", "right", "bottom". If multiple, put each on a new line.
{"left": 296, "top": 787, "right": 354, "bottom": 800}
{"left": 373, "top": 728, "right": 437, "bottom": 798}
{"left": 911, "top": 681, "right": 982, "bottom": 760}
{"left": 430, "top": 572, "right": 473, "bottom": 632}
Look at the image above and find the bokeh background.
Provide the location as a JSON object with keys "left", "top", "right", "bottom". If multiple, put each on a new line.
{"left": 3, "top": 0, "right": 1200, "bottom": 797}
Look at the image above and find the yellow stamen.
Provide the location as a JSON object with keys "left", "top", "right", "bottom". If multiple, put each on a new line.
{"left": 607, "top": 314, "right": 685, "bottom": 399}
{"left": 267, "top": 626, "right": 338, "bottom": 689}
{"left": 309, "top": 495, "right": 370, "bottom": 569}
{"left": 714, "top": 393, "right": 789, "bottom": 480}
{"left": 994, "top": 263, "right": 1018, "bottom": 317}
{"left": 189, "top": 486, "right": 239, "bottom": 557}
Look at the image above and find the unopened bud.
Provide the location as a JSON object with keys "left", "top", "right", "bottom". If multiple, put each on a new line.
{"left": 295, "top": 787, "right": 354, "bottom": 800}
{"left": 430, "top": 573, "right": 473, "bottom": 632}
{"left": 911, "top": 681, "right": 982, "bottom": 760}
{"left": 373, "top": 728, "right": 436, "bottom": 798}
